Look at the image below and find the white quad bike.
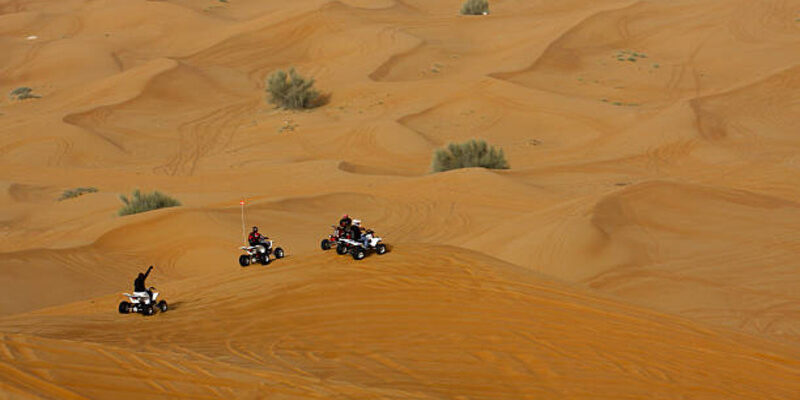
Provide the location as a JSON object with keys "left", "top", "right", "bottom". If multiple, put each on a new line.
{"left": 118, "top": 287, "right": 167, "bottom": 316}
{"left": 338, "top": 230, "right": 388, "bottom": 260}
{"left": 239, "top": 239, "right": 285, "bottom": 267}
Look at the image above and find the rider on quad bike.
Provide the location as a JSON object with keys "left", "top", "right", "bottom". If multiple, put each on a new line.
{"left": 120, "top": 265, "right": 167, "bottom": 315}
{"left": 134, "top": 265, "right": 154, "bottom": 302}
{"left": 338, "top": 215, "right": 354, "bottom": 238}
{"left": 340, "top": 214, "right": 353, "bottom": 227}
{"left": 240, "top": 227, "right": 284, "bottom": 266}
{"left": 321, "top": 216, "right": 354, "bottom": 251}
{"left": 338, "top": 219, "right": 388, "bottom": 260}
{"left": 350, "top": 220, "right": 370, "bottom": 248}
{"left": 248, "top": 226, "right": 271, "bottom": 253}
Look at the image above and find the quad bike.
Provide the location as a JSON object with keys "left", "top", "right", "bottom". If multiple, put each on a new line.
{"left": 118, "top": 287, "right": 168, "bottom": 316}
{"left": 239, "top": 239, "right": 285, "bottom": 267}
{"left": 337, "top": 230, "right": 388, "bottom": 260}
{"left": 321, "top": 225, "right": 353, "bottom": 255}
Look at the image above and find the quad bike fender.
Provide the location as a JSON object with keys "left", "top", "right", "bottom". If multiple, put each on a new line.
{"left": 241, "top": 246, "right": 261, "bottom": 255}
{"left": 338, "top": 238, "right": 361, "bottom": 247}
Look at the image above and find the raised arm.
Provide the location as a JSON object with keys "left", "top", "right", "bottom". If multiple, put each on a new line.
{"left": 144, "top": 265, "right": 153, "bottom": 279}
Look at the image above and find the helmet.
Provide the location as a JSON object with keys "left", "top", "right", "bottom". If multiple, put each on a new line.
{"left": 343, "top": 214, "right": 349, "bottom": 219}
{"left": 252, "top": 226, "right": 258, "bottom": 232}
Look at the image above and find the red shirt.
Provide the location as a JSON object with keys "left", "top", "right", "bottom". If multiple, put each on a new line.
{"left": 248, "top": 232, "right": 263, "bottom": 245}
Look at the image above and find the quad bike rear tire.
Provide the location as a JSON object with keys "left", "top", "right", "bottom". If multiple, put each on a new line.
{"left": 118, "top": 301, "right": 130, "bottom": 314}
{"left": 274, "top": 247, "right": 285, "bottom": 259}
{"left": 376, "top": 243, "right": 387, "bottom": 255}
{"left": 321, "top": 239, "right": 331, "bottom": 250}
{"left": 239, "top": 255, "right": 251, "bottom": 267}
{"left": 352, "top": 248, "right": 366, "bottom": 260}
{"left": 157, "top": 300, "right": 168, "bottom": 313}
{"left": 260, "top": 255, "right": 271, "bottom": 265}
{"left": 336, "top": 243, "right": 348, "bottom": 255}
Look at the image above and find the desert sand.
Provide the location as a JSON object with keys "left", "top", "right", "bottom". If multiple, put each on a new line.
{"left": 2, "top": 0, "right": 800, "bottom": 398}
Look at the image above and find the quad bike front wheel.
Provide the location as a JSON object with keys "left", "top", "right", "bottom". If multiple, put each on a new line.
{"left": 239, "top": 255, "right": 251, "bottom": 267}
{"left": 274, "top": 247, "right": 285, "bottom": 259}
{"left": 321, "top": 239, "right": 331, "bottom": 250}
{"left": 157, "top": 300, "right": 168, "bottom": 313}
{"left": 118, "top": 301, "right": 130, "bottom": 314}
{"left": 376, "top": 243, "right": 387, "bottom": 255}
{"left": 143, "top": 305, "right": 155, "bottom": 316}
{"left": 352, "top": 248, "right": 366, "bottom": 260}
{"left": 260, "top": 255, "right": 271, "bottom": 265}
{"left": 336, "top": 243, "right": 348, "bottom": 255}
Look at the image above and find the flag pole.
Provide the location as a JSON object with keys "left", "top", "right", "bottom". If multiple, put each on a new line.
{"left": 240, "top": 199, "right": 246, "bottom": 245}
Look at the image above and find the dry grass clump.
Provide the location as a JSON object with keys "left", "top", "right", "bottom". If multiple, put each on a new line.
{"left": 432, "top": 139, "right": 508, "bottom": 172}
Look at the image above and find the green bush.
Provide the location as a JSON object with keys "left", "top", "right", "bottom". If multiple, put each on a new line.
{"left": 460, "top": 0, "right": 489, "bottom": 15}
{"left": 58, "top": 187, "right": 98, "bottom": 201}
{"left": 266, "top": 68, "right": 320, "bottom": 110}
{"left": 118, "top": 189, "right": 181, "bottom": 216}
{"left": 9, "top": 87, "right": 40, "bottom": 100}
{"left": 431, "top": 139, "right": 509, "bottom": 172}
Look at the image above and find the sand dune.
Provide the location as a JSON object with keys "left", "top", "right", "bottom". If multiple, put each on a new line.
{"left": 3, "top": 246, "right": 800, "bottom": 399}
{"left": 2, "top": 0, "right": 800, "bottom": 398}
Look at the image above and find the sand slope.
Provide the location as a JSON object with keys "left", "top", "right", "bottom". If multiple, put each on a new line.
{"left": 2, "top": 0, "right": 800, "bottom": 397}
{"left": 2, "top": 246, "right": 800, "bottom": 399}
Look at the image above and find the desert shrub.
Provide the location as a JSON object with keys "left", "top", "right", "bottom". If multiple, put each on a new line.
{"left": 118, "top": 189, "right": 181, "bottom": 216}
{"left": 58, "top": 187, "right": 98, "bottom": 201}
{"left": 431, "top": 139, "right": 509, "bottom": 172}
{"left": 9, "top": 87, "right": 40, "bottom": 100}
{"left": 460, "top": 0, "right": 489, "bottom": 15}
{"left": 266, "top": 68, "right": 320, "bottom": 110}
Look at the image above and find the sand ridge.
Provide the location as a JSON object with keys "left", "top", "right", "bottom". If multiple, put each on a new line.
{"left": 2, "top": 0, "right": 800, "bottom": 398}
